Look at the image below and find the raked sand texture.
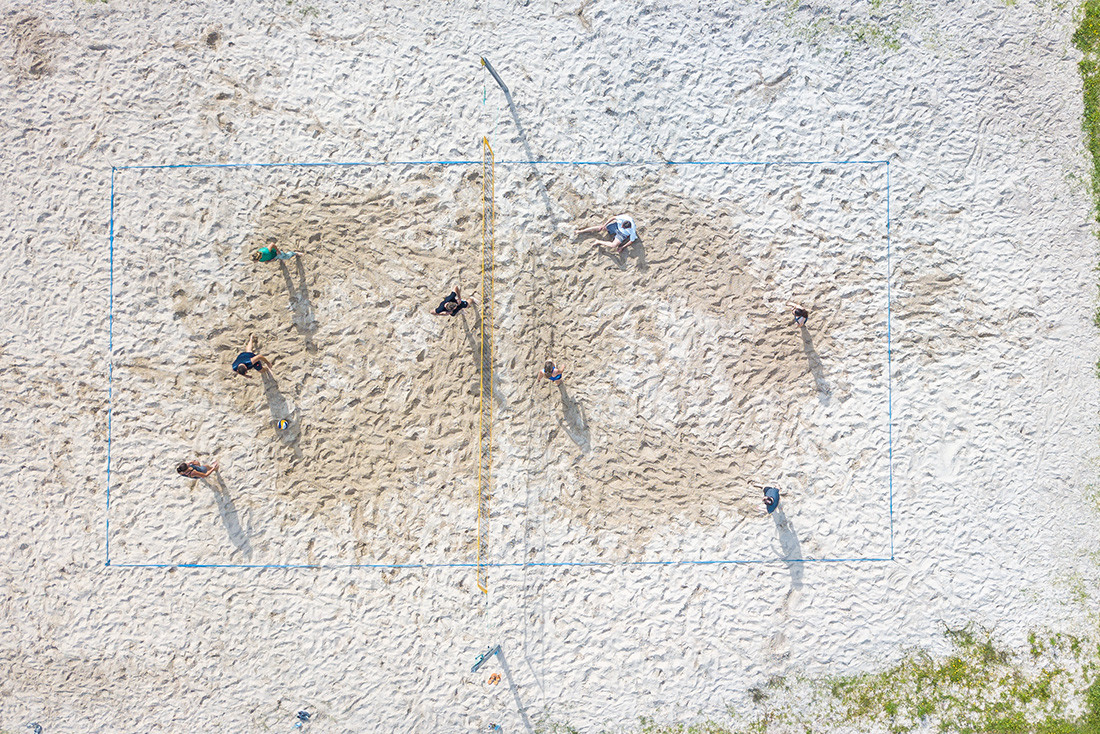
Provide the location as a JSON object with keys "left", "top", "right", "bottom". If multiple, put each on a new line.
{"left": 2, "top": 1, "right": 1100, "bottom": 733}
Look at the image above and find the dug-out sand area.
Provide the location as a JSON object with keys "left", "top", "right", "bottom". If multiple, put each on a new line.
{"left": 109, "top": 163, "right": 484, "bottom": 566}
{"left": 107, "top": 159, "right": 889, "bottom": 567}
{"left": 492, "top": 161, "right": 891, "bottom": 564}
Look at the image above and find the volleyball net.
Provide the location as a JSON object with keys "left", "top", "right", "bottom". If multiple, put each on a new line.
{"left": 477, "top": 136, "right": 495, "bottom": 594}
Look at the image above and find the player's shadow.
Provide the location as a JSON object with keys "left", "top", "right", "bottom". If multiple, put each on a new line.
{"left": 772, "top": 507, "right": 804, "bottom": 603}
{"left": 261, "top": 371, "right": 303, "bottom": 455}
{"left": 460, "top": 309, "right": 510, "bottom": 412}
{"left": 498, "top": 647, "right": 536, "bottom": 733}
{"left": 279, "top": 257, "right": 317, "bottom": 351}
{"left": 584, "top": 236, "right": 646, "bottom": 271}
{"left": 626, "top": 237, "right": 648, "bottom": 271}
{"left": 203, "top": 472, "right": 252, "bottom": 558}
{"left": 800, "top": 327, "right": 831, "bottom": 404}
{"left": 555, "top": 381, "right": 590, "bottom": 452}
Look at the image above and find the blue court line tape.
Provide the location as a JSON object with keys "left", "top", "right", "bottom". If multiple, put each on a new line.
{"left": 886, "top": 161, "right": 894, "bottom": 561}
{"left": 106, "top": 557, "right": 894, "bottom": 570}
{"left": 116, "top": 160, "right": 481, "bottom": 171}
{"left": 106, "top": 157, "right": 896, "bottom": 569}
{"left": 106, "top": 167, "right": 115, "bottom": 567}
{"left": 499, "top": 159, "right": 890, "bottom": 166}
{"left": 115, "top": 159, "right": 890, "bottom": 171}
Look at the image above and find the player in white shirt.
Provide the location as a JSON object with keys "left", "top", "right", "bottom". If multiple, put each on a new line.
{"left": 574, "top": 213, "right": 639, "bottom": 253}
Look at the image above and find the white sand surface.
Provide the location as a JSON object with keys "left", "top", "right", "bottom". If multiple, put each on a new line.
{"left": 2, "top": 0, "right": 1100, "bottom": 732}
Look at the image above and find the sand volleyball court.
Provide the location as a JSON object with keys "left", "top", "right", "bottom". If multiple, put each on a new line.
{"left": 107, "top": 157, "right": 890, "bottom": 568}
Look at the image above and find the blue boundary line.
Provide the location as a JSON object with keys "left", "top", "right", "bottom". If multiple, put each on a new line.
{"left": 887, "top": 162, "right": 894, "bottom": 561}
{"left": 106, "top": 158, "right": 895, "bottom": 570}
{"left": 117, "top": 160, "right": 479, "bottom": 171}
{"left": 503, "top": 159, "right": 890, "bottom": 166}
{"left": 114, "top": 158, "right": 889, "bottom": 171}
{"left": 105, "top": 556, "right": 894, "bottom": 570}
{"left": 106, "top": 167, "right": 115, "bottom": 567}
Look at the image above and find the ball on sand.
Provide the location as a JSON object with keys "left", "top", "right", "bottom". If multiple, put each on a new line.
{"left": 278, "top": 419, "right": 289, "bottom": 430}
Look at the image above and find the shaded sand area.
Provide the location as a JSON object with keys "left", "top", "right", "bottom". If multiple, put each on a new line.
{"left": 110, "top": 164, "right": 483, "bottom": 564}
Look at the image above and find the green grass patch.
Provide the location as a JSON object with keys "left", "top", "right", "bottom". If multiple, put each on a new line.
{"left": 1074, "top": 2, "right": 1100, "bottom": 365}
{"left": 820, "top": 625, "right": 1099, "bottom": 733}
{"left": 770, "top": 0, "right": 902, "bottom": 51}
{"left": 542, "top": 622, "right": 1100, "bottom": 733}
{"left": 1074, "top": 0, "right": 1100, "bottom": 222}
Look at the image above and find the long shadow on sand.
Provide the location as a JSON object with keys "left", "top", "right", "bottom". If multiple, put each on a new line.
{"left": 772, "top": 507, "right": 804, "bottom": 603}
{"left": 800, "top": 326, "right": 831, "bottom": 404}
{"left": 498, "top": 647, "right": 536, "bottom": 734}
{"left": 261, "top": 371, "right": 303, "bottom": 455}
{"left": 487, "top": 63, "right": 555, "bottom": 218}
{"left": 520, "top": 557, "right": 547, "bottom": 703}
{"left": 204, "top": 472, "right": 252, "bottom": 557}
{"left": 279, "top": 256, "right": 317, "bottom": 351}
{"left": 555, "top": 380, "right": 590, "bottom": 452}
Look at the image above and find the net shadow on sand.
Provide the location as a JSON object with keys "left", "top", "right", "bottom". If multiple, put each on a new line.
{"left": 461, "top": 309, "right": 509, "bottom": 412}
{"left": 498, "top": 647, "right": 536, "bottom": 734}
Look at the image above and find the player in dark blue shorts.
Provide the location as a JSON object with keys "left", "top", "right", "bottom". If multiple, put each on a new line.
{"left": 432, "top": 285, "right": 469, "bottom": 316}
{"left": 232, "top": 334, "right": 275, "bottom": 378}
{"left": 763, "top": 486, "right": 781, "bottom": 514}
